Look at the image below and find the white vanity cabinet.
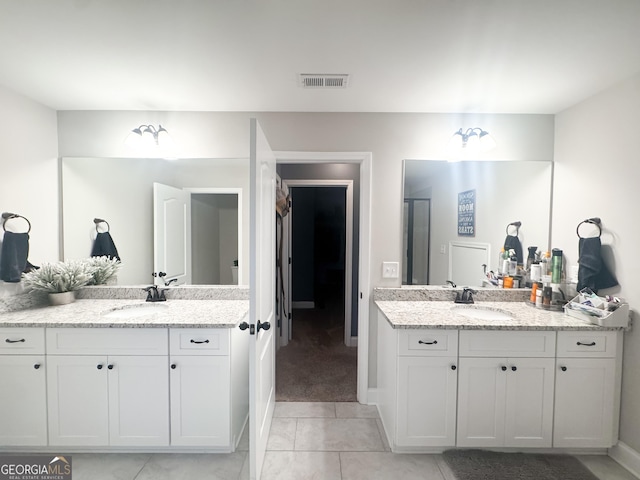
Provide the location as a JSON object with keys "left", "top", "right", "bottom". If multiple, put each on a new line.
{"left": 553, "top": 330, "right": 622, "bottom": 448}
{"left": 169, "top": 327, "right": 248, "bottom": 449}
{"left": 46, "top": 328, "right": 169, "bottom": 447}
{"left": 456, "top": 330, "right": 556, "bottom": 448}
{"left": 377, "top": 312, "right": 458, "bottom": 450}
{"left": 0, "top": 328, "right": 48, "bottom": 446}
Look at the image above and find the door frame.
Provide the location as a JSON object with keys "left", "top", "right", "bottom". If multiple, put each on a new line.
{"left": 275, "top": 151, "right": 372, "bottom": 404}
{"left": 283, "top": 179, "right": 354, "bottom": 347}
{"left": 185, "top": 187, "right": 243, "bottom": 285}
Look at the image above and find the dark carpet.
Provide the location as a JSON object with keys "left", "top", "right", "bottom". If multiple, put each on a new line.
{"left": 276, "top": 302, "right": 357, "bottom": 402}
{"left": 442, "top": 449, "right": 600, "bottom": 480}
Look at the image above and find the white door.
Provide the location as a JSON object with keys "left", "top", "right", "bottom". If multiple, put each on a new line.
{"left": 153, "top": 182, "right": 192, "bottom": 286}
{"left": 504, "top": 357, "right": 554, "bottom": 447}
{"left": 108, "top": 355, "right": 169, "bottom": 446}
{"left": 249, "top": 118, "right": 277, "bottom": 480}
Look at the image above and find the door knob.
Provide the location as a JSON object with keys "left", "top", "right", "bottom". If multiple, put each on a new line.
{"left": 257, "top": 320, "right": 271, "bottom": 332}
{"left": 239, "top": 321, "right": 249, "bottom": 331}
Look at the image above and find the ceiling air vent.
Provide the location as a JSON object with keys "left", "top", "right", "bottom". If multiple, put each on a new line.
{"left": 300, "top": 74, "right": 350, "bottom": 89}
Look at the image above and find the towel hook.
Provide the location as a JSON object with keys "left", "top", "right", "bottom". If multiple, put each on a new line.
{"left": 1, "top": 212, "right": 31, "bottom": 233}
{"left": 576, "top": 217, "right": 602, "bottom": 238}
{"left": 505, "top": 221, "right": 521, "bottom": 236}
{"left": 94, "top": 218, "right": 110, "bottom": 233}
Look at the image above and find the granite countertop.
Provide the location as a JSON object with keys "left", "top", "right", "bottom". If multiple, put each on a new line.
{"left": 375, "top": 300, "right": 625, "bottom": 331}
{"left": 0, "top": 298, "right": 249, "bottom": 328}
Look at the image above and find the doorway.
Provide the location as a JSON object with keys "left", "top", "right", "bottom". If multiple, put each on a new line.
{"left": 275, "top": 183, "right": 357, "bottom": 402}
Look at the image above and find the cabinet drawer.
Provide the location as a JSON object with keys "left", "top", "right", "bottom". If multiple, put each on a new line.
{"left": 0, "top": 328, "right": 45, "bottom": 354}
{"left": 557, "top": 331, "right": 618, "bottom": 357}
{"left": 170, "top": 329, "right": 229, "bottom": 356}
{"left": 46, "top": 328, "right": 168, "bottom": 355}
{"left": 398, "top": 330, "right": 458, "bottom": 356}
{"left": 459, "top": 330, "right": 556, "bottom": 357}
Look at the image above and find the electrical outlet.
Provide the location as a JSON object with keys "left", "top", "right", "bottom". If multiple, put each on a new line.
{"left": 382, "top": 261, "right": 399, "bottom": 278}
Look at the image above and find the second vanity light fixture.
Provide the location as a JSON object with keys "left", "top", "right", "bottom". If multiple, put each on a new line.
{"left": 449, "top": 127, "right": 497, "bottom": 153}
{"left": 125, "top": 124, "right": 172, "bottom": 147}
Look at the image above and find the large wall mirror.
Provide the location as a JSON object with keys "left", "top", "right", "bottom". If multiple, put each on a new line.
{"left": 403, "top": 159, "right": 553, "bottom": 287}
{"left": 61, "top": 157, "right": 249, "bottom": 286}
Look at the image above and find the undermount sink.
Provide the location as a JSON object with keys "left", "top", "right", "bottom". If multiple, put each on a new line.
{"left": 103, "top": 303, "right": 169, "bottom": 319}
{"left": 451, "top": 306, "right": 513, "bottom": 321}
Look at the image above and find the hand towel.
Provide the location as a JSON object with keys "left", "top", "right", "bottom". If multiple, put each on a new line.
{"left": 0, "top": 231, "right": 30, "bottom": 282}
{"left": 503, "top": 234, "right": 523, "bottom": 265}
{"left": 91, "top": 232, "right": 120, "bottom": 261}
{"left": 577, "top": 237, "right": 618, "bottom": 293}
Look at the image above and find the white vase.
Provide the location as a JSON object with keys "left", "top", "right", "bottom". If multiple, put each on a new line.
{"left": 48, "top": 291, "right": 76, "bottom": 306}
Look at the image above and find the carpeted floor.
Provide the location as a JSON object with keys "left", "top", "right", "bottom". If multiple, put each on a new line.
{"left": 442, "top": 449, "right": 600, "bottom": 480}
{"left": 276, "top": 300, "right": 357, "bottom": 402}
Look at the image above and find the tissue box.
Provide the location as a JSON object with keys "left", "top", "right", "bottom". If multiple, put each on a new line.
{"left": 564, "top": 295, "right": 630, "bottom": 328}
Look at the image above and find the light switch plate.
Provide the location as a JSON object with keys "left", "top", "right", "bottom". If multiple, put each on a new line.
{"left": 382, "top": 261, "right": 399, "bottom": 278}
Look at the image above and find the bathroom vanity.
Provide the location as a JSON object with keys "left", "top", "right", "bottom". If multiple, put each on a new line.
{"left": 375, "top": 292, "right": 626, "bottom": 453}
{"left": 0, "top": 290, "right": 249, "bottom": 452}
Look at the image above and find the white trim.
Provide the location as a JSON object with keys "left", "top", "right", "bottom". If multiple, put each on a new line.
{"left": 184, "top": 187, "right": 243, "bottom": 285}
{"left": 609, "top": 442, "right": 640, "bottom": 478}
{"left": 275, "top": 151, "right": 372, "bottom": 405}
{"left": 349, "top": 336, "right": 358, "bottom": 347}
{"left": 283, "top": 179, "right": 353, "bottom": 348}
{"left": 291, "top": 301, "right": 315, "bottom": 309}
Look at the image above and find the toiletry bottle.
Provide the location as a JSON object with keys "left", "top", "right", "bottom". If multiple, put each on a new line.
{"left": 530, "top": 282, "right": 539, "bottom": 303}
{"left": 551, "top": 248, "right": 563, "bottom": 284}
{"left": 526, "top": 246, "right": 537, "bottom": 271}
{"left": 540, "top": 251, "right": 551, "bottom": 277}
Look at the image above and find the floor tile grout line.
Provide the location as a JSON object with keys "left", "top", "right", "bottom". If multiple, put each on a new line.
{"left": 131, "top": 453, "right": 154, "bottom": 480}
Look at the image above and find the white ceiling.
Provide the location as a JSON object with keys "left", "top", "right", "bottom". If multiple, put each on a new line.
{"left": 1, "top": 0, "right": 640, "bottom": 114}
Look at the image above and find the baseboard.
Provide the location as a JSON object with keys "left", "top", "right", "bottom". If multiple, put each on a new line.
{"left": 291, "top": 301, "right": 314, "bottom": 309}
{"left": 609, "top": 441, "right": 640, "bottom": 478}
{"left": 366, "top": 388, "right": 378, "bottom": 405}
{"left": 349, "top": 336, "right": 358, "bottom": 347}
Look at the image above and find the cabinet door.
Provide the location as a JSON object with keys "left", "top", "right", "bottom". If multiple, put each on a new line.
{"left": 108, "top": 356, "right": 169, "bottom": 446}
{"left": 504, "top": 357, "right": 555, "bottom": 448}
{"left": 457, "top": 357, "right": 506, "bottom": 447}
{"left": 554, "top": 358, "right": 616, "bottom": 448}
{"left": 47, "top": 355, "right": 109, "bottom": 446}
{"left": 170, "top": 355, "right": 230, "bottom": 447}
{"left": 0, "top": 355, "right": 47, "bottom": 446}
{"left": 397, "top": 356, "right": 457, "bottom": 446}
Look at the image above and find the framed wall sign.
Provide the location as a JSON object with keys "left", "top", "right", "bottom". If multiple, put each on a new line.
{"left": 458, "top": 189, "right": 475, "bottom": 237}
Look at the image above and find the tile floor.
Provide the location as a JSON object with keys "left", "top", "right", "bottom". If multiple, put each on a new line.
{"left": 58, "top": 402, "right": 639, "bottom": 479}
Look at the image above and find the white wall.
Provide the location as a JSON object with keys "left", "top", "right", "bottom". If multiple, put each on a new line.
{"left": 554, "top": 72, "right": 640, "bottom": 453}
{"left": 0, "top": 85, "right": 58, "bottom": 294}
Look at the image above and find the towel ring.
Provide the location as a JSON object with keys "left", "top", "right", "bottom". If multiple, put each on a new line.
{"left": 94, "top": 218, "right": 110, "bottom": 233}
{"left": 505, "top": 221, "right": 521, "bottom": 236}
{"left": 1, "top": 212, "right": 31, "bottom": 233}
{"left": 576, "top": 217, "right": 602, "bottom": 238}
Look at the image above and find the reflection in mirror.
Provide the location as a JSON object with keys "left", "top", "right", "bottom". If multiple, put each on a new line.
{"left": 61, "top": 157, "right": 249, "bottom": 286}
{"left": 402, "top": 160, "right": 552, "bottom": 287}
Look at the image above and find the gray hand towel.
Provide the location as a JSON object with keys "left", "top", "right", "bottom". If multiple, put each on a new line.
{"left": 0, "top": 231, "right": 30, "bottom": 282}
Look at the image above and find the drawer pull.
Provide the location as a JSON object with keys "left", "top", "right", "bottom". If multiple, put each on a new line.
{"left": 511, "top": 366, "right": 517, "bottom": 372}
{"left": 34, "top": 363, "right": 41, "bottom": 370}
{"left": 190, "top": 339, "right": 210, "bottom": 344}
{"left": 107, "top": 364, "right": 114, "bottom": 370}
{"left": 5, "top": 338, "right": 26, "bottom": 344}
{"left": 561, "top": 366, "right": 567, "bottom": 371}
{"left": 97, "top": 364, "right": 104, "bottom": 370}
{"left": 450, "top": 365, "right": 457, "bottom": 371}
{"left": 501, "top": 366, "right": 507, "bottom": 371}
{"left": 418, "top": 340, "right": 438, "bottom": 345}
{"left": 171, "top": 364, "right": 177, "bottom": 369}
{"left": 577, "top": 341, "right": 596, "bottom": 347}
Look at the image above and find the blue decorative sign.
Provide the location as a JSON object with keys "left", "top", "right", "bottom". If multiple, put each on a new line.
{"left": 458, "top": 189, "right": 475, "bottom": 237}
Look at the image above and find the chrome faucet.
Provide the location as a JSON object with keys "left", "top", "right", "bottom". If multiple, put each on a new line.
{"left": 144, "top": 285, "right": 167, "bottom": 302}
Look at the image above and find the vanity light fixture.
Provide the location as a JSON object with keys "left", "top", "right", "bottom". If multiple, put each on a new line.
{"left": 124, "top": 124, "right": 172, "bottom": 147}
{"left": 449, "top": 127, "right": 497, "bottom": 152}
